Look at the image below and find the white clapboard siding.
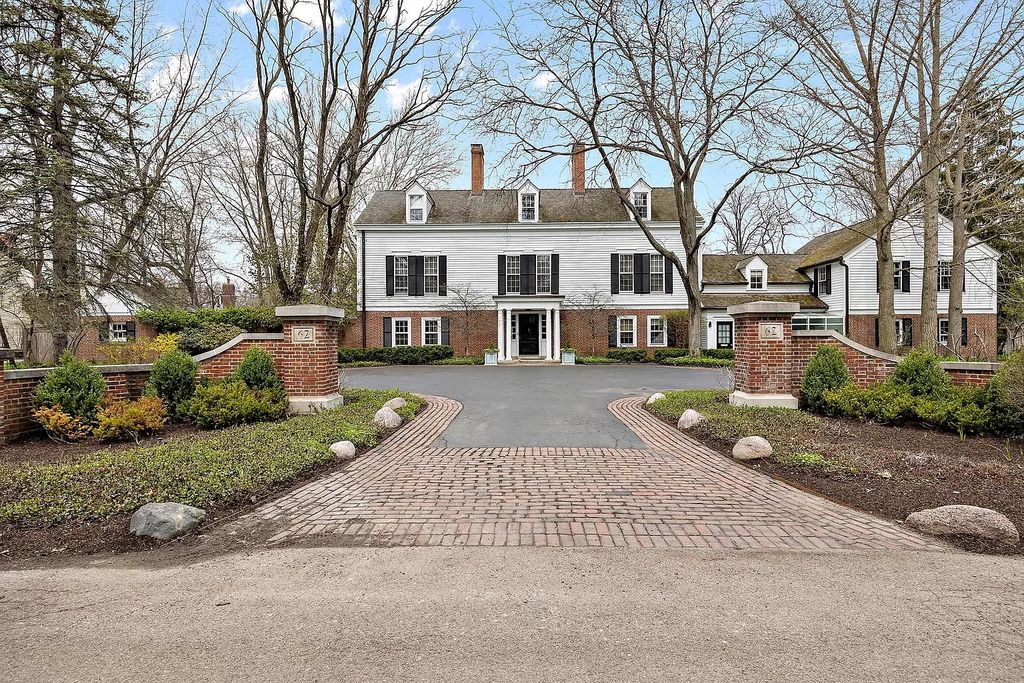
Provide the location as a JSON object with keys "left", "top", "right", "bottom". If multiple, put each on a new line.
{"left": 814, "top": 262, "right": 847, "bottom": 318}
{"left": 359, "top": 223, "right": 692, "bottom": 311}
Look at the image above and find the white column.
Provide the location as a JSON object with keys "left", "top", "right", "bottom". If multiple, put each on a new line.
{"left": 505, "top": 310, "right": 514, "bottom": 360}
{"left": 544, "top": 307, "right": 553, "bottom": 360}
{"left": 554, "top": 307, "right": 562, "bottom": 358}
{"left": 496, "top": 307, "right": 504, "bottom": 360}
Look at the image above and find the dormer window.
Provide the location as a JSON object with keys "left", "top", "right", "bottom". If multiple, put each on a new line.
{"left": 518, "top": 181, "right": 539, "bottom": 222}
{"left": 408, "top": 194, "right": 425, "bottom": 223}
{"left": 749, "top": 269, "right": 765, "bottom": 290}
{"left": 632, "top": 191, "right": 649, "bottom": 219}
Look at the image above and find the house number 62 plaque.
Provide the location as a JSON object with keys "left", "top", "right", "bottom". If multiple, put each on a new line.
{"left": 292, "top": 326, "right": 316, "bottom": 344}
{"left": 758, "top": 322, "right": 784, "bottom": 341}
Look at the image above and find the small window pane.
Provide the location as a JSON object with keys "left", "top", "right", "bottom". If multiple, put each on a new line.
{"left": 750, "top": 270, "right": 764, "bottom": 290}
{"left": 408, "top": 194, "right": 424, "bottom": 222}
{"left": 648, "top": 316, "right": 666, "bottom": 346}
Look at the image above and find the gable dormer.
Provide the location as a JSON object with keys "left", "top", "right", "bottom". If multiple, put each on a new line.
{"left": 518, "top": 180, "right": 539, "bottom": 222}
{"left": 629, "top": 179, "right": 652, "bottom": 220}
{"left": 405, "top": 181, "right": 432, "bottom": 224}
{"left": 740, "top": 255, "right": 768, "bottom": 291}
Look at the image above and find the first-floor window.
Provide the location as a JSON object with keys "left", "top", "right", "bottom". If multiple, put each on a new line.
{"left": 894, "top": 318, "right": 913, "bottom": 347}
{"left": 792, "top": 316, "right": 845, "bottom": 333}
{"left": 394, "top": 256, "right": 409, "bottom": 295}
{"left": 537, "top": 254, "right": 552, "bottom": 293}
{"left": 648, "top": 316, "right": 666, "bottom": 346}
{"left": 108, "top": 322, "right": 128, "bottom": 342}
{"left": 393, "top": 318, "right": 411, "bottom": 346}
{"left": 650, "top": 254, "right": 665, "bottom": 293}
{"left": 619, "top": 253, "right": 634, "bottom": 293}
{"left": 422, "top": 317, "right": 441, "bottom": 346}
{"left": 618, "top": 316, "right": 636, "bottom": 347}
{"left": 506, "top": 255, "right": 521, "bottom": 294}
{"left": 938, "top": 318, "right": 949, "bottom": 345}
{"left": 424, "top": 255, "right": 439, "bottom": 295}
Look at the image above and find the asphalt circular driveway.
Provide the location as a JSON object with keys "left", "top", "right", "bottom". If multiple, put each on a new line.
{"left": 343, "top": 364, "right": 731, "bottom": 447}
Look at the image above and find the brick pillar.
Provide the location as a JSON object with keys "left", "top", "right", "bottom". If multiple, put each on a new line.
{"left": 727, "top": 301, "right": 800, "bottom": 409}
{"left": 274, "top": 305, "right": 345, "bottom": 413}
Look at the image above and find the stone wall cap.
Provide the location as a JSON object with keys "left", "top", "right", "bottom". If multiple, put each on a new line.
{"left": 793, "top": 329, "right": 902, "bottom": 362}
{"left": 192, "top": 332, "right": 284, "bottom": 363}
{"left": 726, "top": 301, "right": 801, "bottom": 316}
{"left": 941, "top": 361, "right": 1002, "bottom": 372}
{"left": 274, "top": 305, "right": 346, "bottom": 320}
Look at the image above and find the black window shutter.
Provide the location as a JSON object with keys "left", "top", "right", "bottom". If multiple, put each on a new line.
{"left": 383, "top": 317, "right": 393, "bottom": 347}
{"left": 608, "top": 315, "right": 618, "bottom": 348}
{"left": 961, "top": 317, "right": 968, "bottom": 346}
{"left": 637, "top": 254, "right": 651, "bottom": 294}
{"left": 126, "top": 321, "right": 137, "bottom": 340}
{"left": 825, "top": 264, "right": 832, "bottom": 295}
{"left": 812, "top": 267, "right": 818, "bottom": 295}
{"left": 98, "top": 325, "right": 109, "bottom": 342}
{"left": 386, "top": 255, "right": 395, "bottom": 296}
{"left": 875, "top": 262, "right": 880, "bottom": 292}
{"left": 903, "top": 318, "right": 913, "bottom": 346}
{"left": 438, "top": 255, "right": 447, "bottom": 296}
{"left": 665, "top": 260, "right": 673, "bottom": 294}
{"left": 521, "top": 254, "right": 536, "bottom": 295}
{"left": 410, "top": 256, "right": 425, "bottom": 296}
{"left": 901, "top": 261, "right": 911, "bottom": 292}
{"left": 551, "top": 254, "right": 560, "bottom": 294}
{"left": 874, "top": 317, "right": 879, "bottom": 346}
{"left": 441, "top": 317, "right": 450, "bottom": 345}
{"left": 633, "top": 254, "right": 644, "bottom": 294}
{"left": 963, "top": 269, "right": 967, "bottom": 292}
{"left": 497, "top": 255, "right": 506, "bottom": 295}
{"left": 667, "top": 317, "right": 677, "bottom": 346}
{"left": 610, "top": 254, "right": 619, "bottom": 294}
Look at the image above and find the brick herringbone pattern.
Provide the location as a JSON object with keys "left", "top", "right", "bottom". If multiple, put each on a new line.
{"left": 240, "top": 395, "right": 945, "bottom": 551}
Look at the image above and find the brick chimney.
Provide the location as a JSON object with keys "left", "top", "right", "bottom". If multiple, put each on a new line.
{"left": 471, "top": 144, "right": 484, "bottom": 195}
{"left": 571, "top": 143, "right": 585, "bottom": 194}
{"left": 220, "top": 280, "right": 237, "bottom": 308}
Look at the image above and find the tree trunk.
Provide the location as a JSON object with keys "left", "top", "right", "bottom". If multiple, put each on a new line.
{"left": 948, "top": 147, "right": 967, "bottom": 357}
{"left": 876, "top": 222, "right": 897, "bottom": 353}
{"left": 681, "top": 180, "right": 703, "bottom": 352}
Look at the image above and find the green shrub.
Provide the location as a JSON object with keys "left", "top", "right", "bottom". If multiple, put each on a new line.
{"left": 576, "top": 355, "right": 618, "bottom": 364}
{"left": 991, "top": 351, "right": 1024, "bottom": 433}
{"left": 653, "top": 348, "right": 694, "bottom": 362}
{"left": 93, "top": 396, "right": 167, "bottom": 441}
{"left": 431, "top": 356, "right": 483, "bottom": 365}
{"left": 606, "top": 348, "right": 649, "bottom": 363}
{"left": 336, "top": 345, "right": 453, "bottom": 365}
{"left": 146, "top": 349, "right": 199, "bottom": 418}
{"left": 339, "top": 360, "right": 389, "bottom": 368}
{"left": 659, "top": 355, "right": 733, "bottom": 367}
{"left": 34, "top": 354, "right": 106, "bottom": 424}
{"left": 137, "top": 306, "right": 281, "bottom": 333}
{"left": 702, "top": 348, "right": 735, "bottom": 360}
{"left": 231, "top": 347, "right": 283, "bottom": 390}
{"left": 890, "top": 348, "right": 951, "bottom": 398}
{"left": 176, "top": 321, "right": 244, "bottom": 355}
{"left": 823, "top": 383, "right": 917, "bottom": 424}
{"left": 801, "top": 345, "right": 851, "bottom": 412}
{"left": 184, "top": 380, "right": 287, "bottom": 429}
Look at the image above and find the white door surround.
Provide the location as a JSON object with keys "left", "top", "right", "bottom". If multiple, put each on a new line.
{"left": 494, "top": 295, "right": 564, "bottom": 361}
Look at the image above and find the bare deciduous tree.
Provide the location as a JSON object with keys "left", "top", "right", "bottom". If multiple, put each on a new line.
{"left": 441, "top": 283, "right": 490, "bottom": 356}
{"left": 564, "top": 285, "right": 613, "bottom": 355}
{"left": 719, "top": 186, "right": 799, "bottom": 253}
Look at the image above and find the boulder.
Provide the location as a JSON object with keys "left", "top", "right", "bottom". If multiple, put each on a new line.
{"left": 330, "top": 440, "right": 357, "bottom": 460}
{"left": 646, "top": 392, "right": 666, "bottom": 406}
{"left": 732, "top": 436, "right": 773, "bottom": 461}
{"left": 383, "top": 397, "right": 408, "bottom": 411}
{"left": 373, "top": 406, "right": 403, "bottom": 429}
{"left": 677, "top": 409, "right": 705, "bottom": 430}
{"left": 129, "top": 502, "right": 206, "bottom": 541}
{"left": 906, "top": 505, "right": 1019, "bottom": 546}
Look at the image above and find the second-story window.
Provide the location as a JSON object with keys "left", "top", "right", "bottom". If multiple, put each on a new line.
{"left": 424, "top": 255, "right": 439, "bottom": 295}
{"left": 619, "top": 253, "right": 634, "bottom": 293}
{"left": 650, "top": 254, "right": 664, "bottom": 293}
{"left": 537, "top": 254, "right": 551, "bottom": 293}
{"left": 408, "top": 194, "right": 425, "bottom": 223}
{"left": 394, "top": 256, "right": 409, "bottom": 295}
{"left": 938, "top": 260, "right": 951, "bottom": 291}
{"left": 749, "top": 269, "right": 765, "bottom": 290}
{"left": 506, "top": 255, "right": 521, "bottom": 293}
{"left": 816, "top": 267, "right": 827, "bottom": 293}
{"left": 633, "top": 191, "right": 649, "bottom": 220}
{"left": 520, "top": 193, "right": 536, "bottom": 221}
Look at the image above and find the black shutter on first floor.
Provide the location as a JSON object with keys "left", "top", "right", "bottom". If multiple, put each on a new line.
{"left": 441, "top": 317, "right": 450, "bottom": 345}
{"left": 874, "top": 317, "right": 879, "bottom": 346}
{"left": 901, "top": 260, "right": 911, "bottom": 293}
{"left": 383, "top": 317, "right": 393, "bottom": 347}
{"left": 409, "top": 255, "right": 425, "bottom": 296}
{"left": 497, "top": 255, "right": 506, "bottom": 295}
{"left": 610, "top": 254, "right": 619, "bottom": 294}
{"left": 824, "top": 264, "right": 832, "bottom": 295}
{"left": 438, "top": 255, "right": 447, "bottom": 296}
{"left": 875, "top": 262, "right": 880, "bottom": 292}
{"left": 551, "top": 254, "right": 560, "bottom": 294}
{"left": 961, "top": 317, "right": 969, "bottom": 346}
{"left": 521, "top": 254, "right": 537, "bottom": 295}
{"left": 126, "top": 320, "right": 137, "bottom": 340}
{"left": 608, "top": 315, "right": 618, "bottom": 348}
{"left": 386, "top": 255, "right": 395, "bottom": 296}
{"left": 902, "top": 318, "right": 913, "bottom": 346}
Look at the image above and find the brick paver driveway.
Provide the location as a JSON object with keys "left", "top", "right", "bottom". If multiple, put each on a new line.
{"left": 240, "top": 382, "right": 944, "bottom": 552}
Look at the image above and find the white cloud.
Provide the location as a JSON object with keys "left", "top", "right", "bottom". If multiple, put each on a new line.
{"left": 149, "top": 53, "right": 197, "bottom": 96}
{"left": 235, "top": 78, "right": 288, "bottom": 104}
{"left": 385, "top": 0, "right": 443, "bottom": 28}
{"left": 227, "top": 2, "right": 250, "bottom": 15}
{"left": 530, "top": 71, "right": 557, "bottom": 92}
{"left": 386, "top": 77, "right": 429, "bottom": 109}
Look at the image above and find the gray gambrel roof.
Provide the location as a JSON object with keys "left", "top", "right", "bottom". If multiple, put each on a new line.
{"left": 355, "top": 187, "right": 693, "bottom": 225}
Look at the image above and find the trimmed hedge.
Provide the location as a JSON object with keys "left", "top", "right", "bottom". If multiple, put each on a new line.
{"left": 137, "top": 306, "right": 282, "bottom": 334}
{"left": 337, "top": 345, "right": 454, "bottom": 365}
{"left": 702, "top": 348, "right": 735, "bottom": 360}
{"left": 660, "top": 355, "right": 733, "bottom": 368}
{"left": 576, "top": 355, "right": 618, "bottom": 364}
{"left": 606, "top": 348, "right": 649, "bottom": 363}
{"left": 654, "top": 347, "right": 736, "bottom": 362}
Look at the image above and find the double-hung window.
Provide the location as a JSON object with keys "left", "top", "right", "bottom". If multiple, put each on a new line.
{"left": 894, "top": 260, "right": 909, "bottom": 290}
{"left": 618, "top": 254, "right": 634, "bottom": 293}
{"left": 408, "top": 194, "right": 425, "bottom": 223}
{"left": 422, "top": 318, "right": 441, "bottom": 346}
{"left": 633, "top": 191, "right": 649, "bottom": 219}
{"left": 393, "top": 318, "right": 411, "bottom": 346}
{"left": 894, "top": 318, "right": 912, "bottom": 347}
{"left": 647, "top": 316, "right": 667, "bottom": 346}
{"left": 506, "top": 255, "right": 521, "bottom": 294}
{"left": 520, "top": 193, "right": 536, "bottom": 221}
{"left": 749, "top": 269, "right": 765, "bottom": 290}
{"left": 650, "top": 254, "right": 665, "bottom": 293}
{"left": 618, "top": 316, "right": 636, "bottom": 347}
{"left": 938, "top": 260, "right": 951, "bottom": 291}
{"left": 537, "top": 254, "right": 552, "bottom": 294}
{"left": 394, "top": 256, "right": 409, "bottom": 295}
{"left": 424, "top": 255, "right": 439, "bottom": 295}
{"left": 938, "top": 319, "right": 949, "bottom": 345}
{"left": 108, "top": 322, "right": 128, "bottom": 343}
{"left": 816, "top": 267, "right": 828, "bottom": 294}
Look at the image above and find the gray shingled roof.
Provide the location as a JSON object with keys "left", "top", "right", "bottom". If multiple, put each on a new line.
{"left": 701, "top": 293, "right": 827, "bottom": 310}
{"left": 702, "top": 254, "right": 811, "bottom": 284}
{"left": 355, "top": 187, "right": 689, "bottom": 225}
{"left": 795, "top": 218, "right": 879, "bottom": 269}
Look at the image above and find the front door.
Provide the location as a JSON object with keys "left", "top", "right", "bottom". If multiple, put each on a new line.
{"left": 518, "top": 313, "right": 540, "bottom": 356}
{"left": 716, "top": 321, "right": 734, "bottom": 349}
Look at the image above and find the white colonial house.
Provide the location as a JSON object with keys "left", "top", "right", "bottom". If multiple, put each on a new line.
{"left": 352, "top": 146, "right": 1001, "bottom": 360}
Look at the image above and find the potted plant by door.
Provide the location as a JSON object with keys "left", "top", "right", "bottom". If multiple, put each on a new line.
{"left": 484, "top": 346, "right": 499, "bottom": 365}
{"left": 561, "top": 346, "right": 576, "bottom": 365}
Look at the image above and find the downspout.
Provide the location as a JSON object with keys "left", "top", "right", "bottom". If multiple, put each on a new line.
{"left": 840, "top": 257, "right": 850, "bottom": 336}
{"left": 361, "top": 229, "right": 367, "bottom": 349}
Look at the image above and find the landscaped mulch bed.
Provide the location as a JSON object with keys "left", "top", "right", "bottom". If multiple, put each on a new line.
{"left": 1, "top": 423, "right": 205, "bottom": 466}
{"left": 648, "top": 390, "right": 1024, "bottom": 555}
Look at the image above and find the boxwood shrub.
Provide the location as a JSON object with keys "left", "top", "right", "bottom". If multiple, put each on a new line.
{"left": 606, "top": 348, "right": 649, "bottom": 363}
{"left": 34, "top": 354, "right": 107, "bottom": 423}
{"left": 800, "top": 345, "right": 851, "bottom": 412}
{"left": 702, "top": 348, "right": 735, "bottom": 360}
{"left": 660, "top": 355, "right": 733, "bottom": 368}
{"left": 653, "top": 348, "right": 693, "bottom": 362}
{"left": 337, "top": 345, "right": 454, "bottom": 365}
